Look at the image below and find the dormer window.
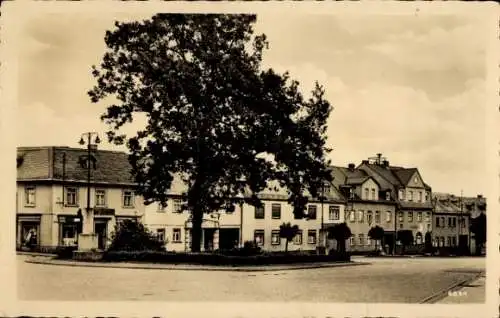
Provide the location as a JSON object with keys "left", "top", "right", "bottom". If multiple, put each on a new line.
{"left": 349, "top": 188, "right": 355, "bottom": 199}
{"left": 399, "top": 189, "right": 404, "bottom": 200}
{"left": 78, "top": 155, "right": 97, "bottom": 169}
{"left": 385, "top": 191, "right": 391, "bottom": 201}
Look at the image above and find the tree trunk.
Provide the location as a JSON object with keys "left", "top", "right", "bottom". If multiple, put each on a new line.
{"left": 338, "top": 239, "right": 345, "bottom": 253}
{"left": 285, "top": 240, "right": 288, "bottom": 253}
{"left": 191, "top": 204, "right": 203, "bottom": 252}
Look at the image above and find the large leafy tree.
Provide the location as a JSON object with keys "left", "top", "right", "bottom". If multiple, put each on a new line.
{"left": 88, "top": 14, "right": 333, "bottom": 252}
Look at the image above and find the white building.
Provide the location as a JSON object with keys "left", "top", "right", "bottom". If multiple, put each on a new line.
{"left": 144, "top": 179, "right": 347, "bottom": 252}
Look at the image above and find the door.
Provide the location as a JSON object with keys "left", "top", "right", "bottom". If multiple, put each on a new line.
{"left": 94, "top": 221, "right": 107, "bottom": 250}
{"left": 203, "top": 229, "right": 215, "bottom": 251}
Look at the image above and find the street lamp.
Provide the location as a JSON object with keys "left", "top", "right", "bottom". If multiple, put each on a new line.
{"left": 236, "top": 177, "right": 246, "bottom": 248}
{"left": 77, "top": 132, "right": 100, "bottom": 251}
{"left": 319, "top": 183, "right": 326, "bottom": 248}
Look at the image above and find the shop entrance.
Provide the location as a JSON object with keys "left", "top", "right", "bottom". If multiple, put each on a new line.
{"left": 94, "top": 220, "right": 108, "bottom": 250}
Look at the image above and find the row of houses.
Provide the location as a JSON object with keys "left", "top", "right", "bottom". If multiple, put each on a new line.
{"left": 16, "top": 146, "right": 487, "bottom": 253}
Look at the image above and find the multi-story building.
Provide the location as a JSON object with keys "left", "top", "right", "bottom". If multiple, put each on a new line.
{"left": 330, "top": 164, "right": 398, "bottom": 253}
{"left": 432, "top": 193, "right": 470, "bottom": 249}
{"left": 144, "top": 178, "right": 347, "bottom": 252}
{"left": 16, "top": 146, "right": 145, "bottom": 251}
{"left": 357, "top": 154, "right": 434, "bottom": 247}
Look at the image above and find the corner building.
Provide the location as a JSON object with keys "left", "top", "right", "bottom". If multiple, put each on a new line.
{"left": 16, "top": 146, "right": 145, "bottom": 251}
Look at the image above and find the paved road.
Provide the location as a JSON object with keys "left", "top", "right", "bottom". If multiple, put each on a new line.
{"left": 17, "top": 255, "right": 485, "bottom": 303}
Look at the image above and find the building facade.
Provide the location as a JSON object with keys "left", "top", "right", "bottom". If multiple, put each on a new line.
{"left": 143, "top": 178, "right": 347, "bottom": 252}
{"left": 16, "top": 146, "right": 145, "bottom": 250}
{"left": 357, "top": 154, "right": 434, "bottom": 247}
{"left": 330, "top": 164, "right": 397, "bottom": 253}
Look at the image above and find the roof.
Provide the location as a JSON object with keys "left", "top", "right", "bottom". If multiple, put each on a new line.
{"left": 356, "top": 164, "right": 396, "bottom": 191}
{"left": 391, "top": 167, "right": 417, "bottom": 186}
{"left": 17, "top": 146, "right": 135, "bottom": 185}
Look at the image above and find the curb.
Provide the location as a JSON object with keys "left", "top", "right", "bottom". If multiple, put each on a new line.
{"left": 24, "top": 259, "right": 370, "bottom": 272}
{"left": 17, "top": 252, "right": 57, "bottom": 257}
{"left": 418, "top": 272, "right": 485, "bottom": 304}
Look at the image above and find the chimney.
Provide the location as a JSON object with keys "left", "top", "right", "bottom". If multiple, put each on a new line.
{"left": 361, "top": 160, "right": 369, "bottom": 165}
{"left": 477, "top": 194, "right": 483, "bottom": 199}
{"left": 348, "top": 163, "right": 355, "bottom": 171}
{"left": 383, "top": 160, "right": 389, "bottom": 168}
{"left": 376, "top": 153, "right": 382, "bottom": 164}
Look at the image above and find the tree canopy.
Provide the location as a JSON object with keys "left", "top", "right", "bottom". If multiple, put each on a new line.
{"left": 89, "top": 14, "right": 333, "bottom": 252}
{"left": 279, "top": 222, "right": 300, "bottom": 253}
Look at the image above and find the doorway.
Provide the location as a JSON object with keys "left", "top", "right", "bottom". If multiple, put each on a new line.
{"left": 203, "top": 228, "right": 216, "bottom": 252}
{"left": 94, "top": 221, "right": 108, "bottom": 250}
{"left": 219, "top": 228, "right": 239, "bottom": 251}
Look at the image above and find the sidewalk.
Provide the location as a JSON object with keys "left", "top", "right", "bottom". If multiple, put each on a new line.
{"left": 23, "top": 255, "right": 370, "bottom": 272}
{"left": 437, "top": 274, "right": 486, "bottom": 304}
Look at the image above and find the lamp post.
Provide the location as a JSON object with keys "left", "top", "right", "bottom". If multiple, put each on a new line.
{"left": 77, "top": 132, "right": 100, "bottom": 251}
{"left": 320, "top": 183, "right": 325, "bottom": 248}
{"left": 236, "top": 177, "right": 246, "bottom": 248}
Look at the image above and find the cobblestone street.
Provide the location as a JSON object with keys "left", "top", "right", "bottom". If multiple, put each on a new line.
{"left": 17, "top": 255, "right": 485, "bottom": 303}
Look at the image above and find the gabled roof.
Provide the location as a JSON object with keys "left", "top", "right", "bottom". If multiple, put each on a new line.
{"left": 329, "top": 166, "right": 379, "bottom": 188}
{"left": 357, "top": 164, "right": 396, "bottom": 191}
{"left": 391, "top": 167, "right": 417, "bottom": 186}
{"left": 17, "top": 146, "right": 136, "bottom": 185}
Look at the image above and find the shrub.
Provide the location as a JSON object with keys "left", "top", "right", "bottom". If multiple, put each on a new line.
{"left": 102, "top": 250, "right": 351, "bottom": 265}
{"left": 55, "top": 246, "right": 78, "bottom": 259}
{"left": 108, "top": 219, "right": 165, "bottom": 252}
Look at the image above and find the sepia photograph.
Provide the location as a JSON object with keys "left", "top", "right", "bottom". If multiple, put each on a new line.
{"left": 1, "top": 1, "right": 498, "bottom": 317}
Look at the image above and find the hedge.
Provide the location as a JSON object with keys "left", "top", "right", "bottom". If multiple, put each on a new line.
{"left": 102, "top": 250, "right": 350, "bottom": 265}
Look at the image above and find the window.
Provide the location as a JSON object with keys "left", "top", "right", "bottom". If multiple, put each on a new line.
{"left": 65, "top": 187, "right": 78, "bottom": 206}
{"left": 358, "top": 234, "right": 365, "bottom": 245}
{"left": 408, "top": 211, "right": 413, "bottom": 223}
{"left": 307, "top": 230, "right": 317, "bottom": 244}
{"left": 157, "top": 203, "right": 166, "bottom": 213}
{"left": 399, "top": 224, "right": 403, "bottom": 229}
{"left": 415, "top": 232, "right": 423, "bottom": 244}
{"left": 371, "top": 189, "right": 376, "bottom": 200}
{"left": 293, "top": 230, "right": 303, "bottom": 245}
{"left": 439, "top": 237, "right": 445, "bottom": 247}
{"left": 349, "top": 188, "right": 355, "bottom": 199}
{"left": 408, "top": 191, "right": 413, "bottom": 202}
{"left": 441, "top": 217, "right": 445, "bottom": 227}
{"left": 95, "top": 189, "right": 106, "bottom": 207}
{"left": 426, "top": 223, "right": 431, "bottom": 231}
{"left": 350, "top": 236, "right": 355, "bottom": 246}
{"left": 385, "top": 191, "right": 391, "bottom": 200}
{"left": 367, "top": 211, "right": 373, "bottom": 224}
{"left": 417, "top": 212, "right": 422, "bottom": 222}
{"left": 447, "top": 237, "right": 452, "bottom": 247}
{"left": 254, "top": 206, "right": 265, "bottom": 219}
{"left": 254, "top": 230, "right": 264, "bottom": 246}
{"left": 24, "top": 186, "right": 36, "bottom": 206}
{"left": 328, "top": 206, "right": 340, "bottom": 220}
{"left": 156, "top": 229, "right": 165, "bottom": 242}
{"left": 399, "top": 189, "right": 404, "bottom": 200}
{"left": 414, "top": 177, "right": 418, "bottom": 184}
{"left": 452, "top": 217, "right": 457, "bottom": 228}
{"left": 375, "top": 211, "right": 381, "bottom": 223}
{"left": 271, "top": 230, "right": 280, "bottom": 245}
{"left": 358, "top": 210, "right": 364, "bottom": 223}
{"left": 173, "top": 199, "right": 182, "bottom": 213}
{"left": 60, "top": 223, "right": 77, "bottom": 246}
{"left": 425, "top": 192, "right": 430, "bottom": 202}
{"left": 366, "top": 237, "right": 371, "bottom": 246}
{"left": 307, "top": 205, "right": 317, "bottom": 220}
{"left": 460, "top": 217, "right": 466, "bottom": 228}
{"left": 364, "top": 188, "right": 369, "bottom": 200}
{"left": 425, "top": 212, "right": 431, "bottom": 222}
{"left": 419, "top": 192, "right": 423, "bottom": 202}
{"left": 172, "top": 228, "right": 181, "bottom": 242}
{"left": 122, "top": 190, "right": 134, "bottom": 207}
{"left": 398, "top": 212, "right": 404, "bottom": 223}
{"left": 323, "top": 184, "right": 331, "bottom": 195}
{"left": 451, "top": 236, "right": 457, "bottom": 246}
{"left": 271, "top": 204, "right": 281, "bottom": 219}
{"left": 448, "top": 217, "right": 452, "bottom": 227}
{"left": 386, "top": 211, "right": 392, "bottom": 223}
{"left": 349, "top": 211, "right": 356, "bottom": 222}
{"left": 435, "top": 217, "right": 440, "bottom": 228}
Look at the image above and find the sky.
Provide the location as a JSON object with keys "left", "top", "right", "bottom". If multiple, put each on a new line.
{"left": 15, "top": 10, "right": 493, "bottom": 197}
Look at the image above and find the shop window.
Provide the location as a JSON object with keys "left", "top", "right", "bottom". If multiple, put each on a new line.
{"left": 61, "top": 223, "right": 77, "bottom": 246}
{"left": 271, "top": 230, "right": 280, "bottom": 245}
{"left": 254, "top": 230, "right": 264, "bottom": 246}
{"left": 293, "top": 230, "right": 303, "bottom": 245}
{"left": 308, "top": 230, "right": 317, "bottom": 244}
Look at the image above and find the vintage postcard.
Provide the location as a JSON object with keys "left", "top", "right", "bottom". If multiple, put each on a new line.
{"left": 0, "top": 1, "right": 498, "bottom": 317}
